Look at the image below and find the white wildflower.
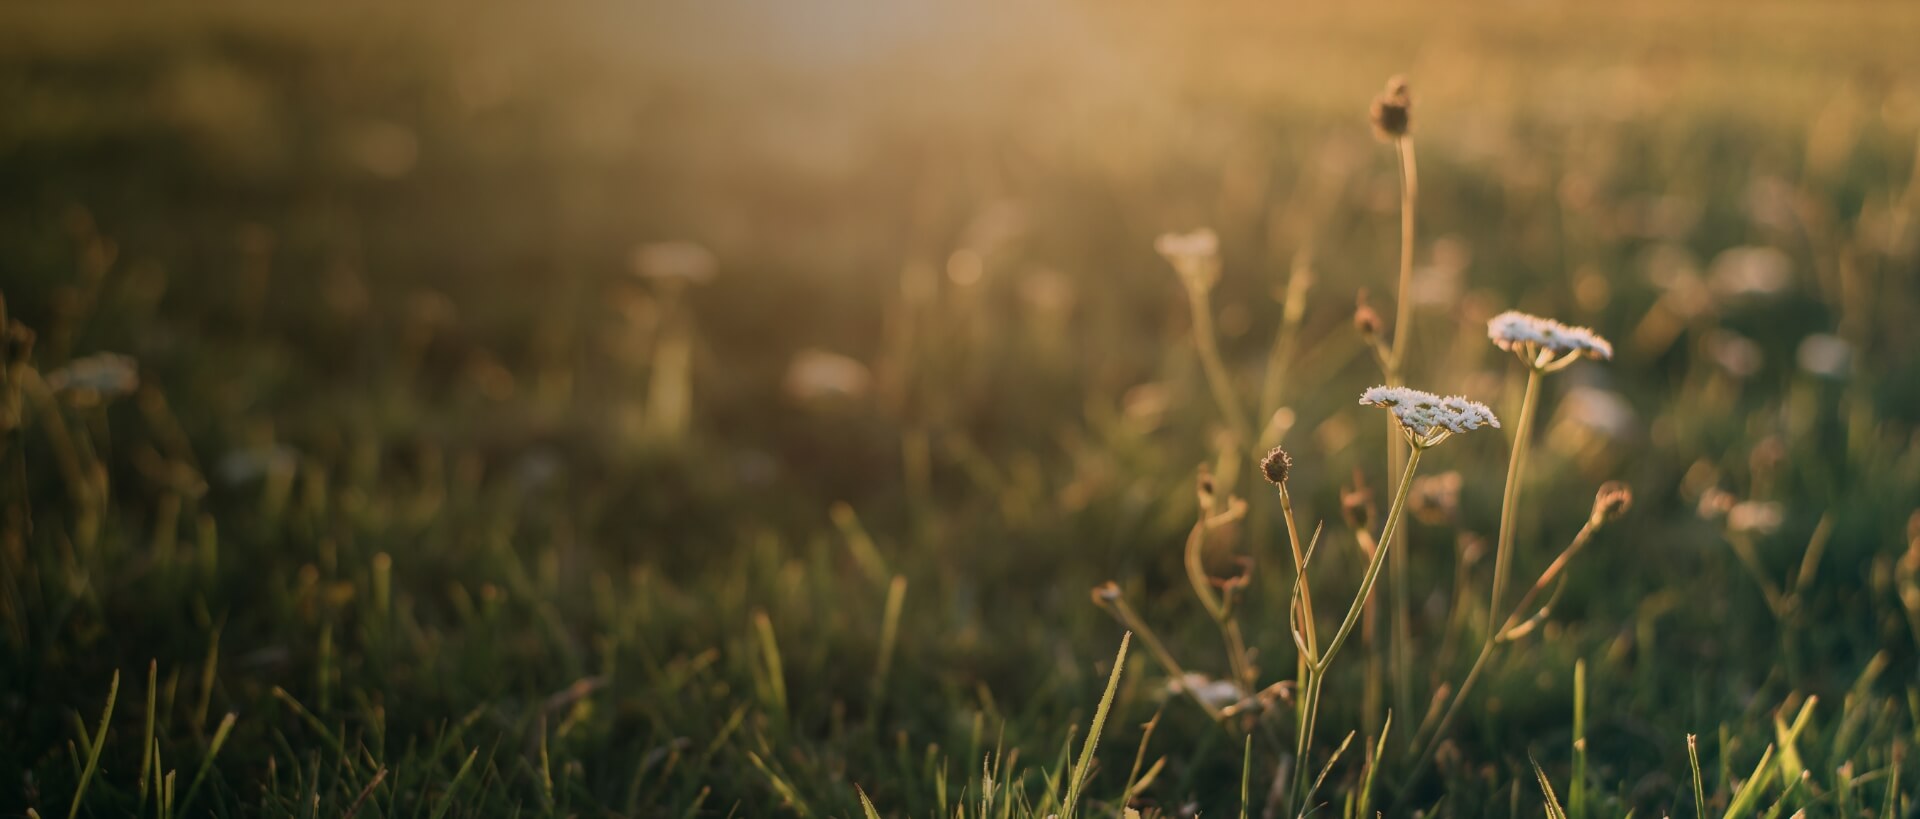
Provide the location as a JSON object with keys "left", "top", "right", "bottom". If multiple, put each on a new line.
{"left": 1708, "top": 246, "right": 1792, "bottom": 297}
{"left": 45, "top": 353, "right": 139, "bottom": 401}
{"left": 1795, "top": 334, "right": 1851, "bottom": 378}
{"left": 1708, "top": 331, "right": 1764, "bottom": 379}
{"left": 1168, "top": 673, "right": 1244, "bottom": 710}
{"left": 216, "top": 444, "right": 299, "bottom": 485}
{"left": 1359, "top": 385, "right": 1499, "bottom": 445}
{"left": 1487, "top": 310, "right": 1613, "bottom": 365}
{"left": 783, "top": 349, "right": 871, "bottom": 402}
{"left": 1727, "top": 501, "right": 1785, "bottom": 535}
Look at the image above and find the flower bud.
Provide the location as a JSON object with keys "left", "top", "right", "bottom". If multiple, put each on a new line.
{"left": 1590, "top": 481, "right": 1633, "bottom": 526}
{"left": 1369, "top": 75, "right": 1413, "bottom": 141}
{"left": 1354, "top": 290, "right": 1383, "bottom": 338}
{"left": 1260, "top": 446, "right": 1292, "bottom": 486}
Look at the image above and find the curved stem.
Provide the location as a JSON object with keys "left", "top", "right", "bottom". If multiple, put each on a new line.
{"left": 1489, "top": 367, "right": 1544, "bottom": 621}
{"left": 1290, "top": 445, "right": 1422, "bottom": 816}
{"left": 1099, "top": 597, "right": 1224, "bottom": 722}
{"left": 1280, "top": 485, "right": 1319, "bottom": 657}
{"left": 1402, "top": 517, "right": 1603, "bottom": 805}
{"left": 1186, "top": 285, "right": 1254, "bottom": 447}
{"left": 1319, "top": 446, "right": 1423, "bottom": 672}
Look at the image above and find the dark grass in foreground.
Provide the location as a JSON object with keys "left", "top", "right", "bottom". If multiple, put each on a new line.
{"left": 6, "top": 2, "right": 1920, "bottom": 817}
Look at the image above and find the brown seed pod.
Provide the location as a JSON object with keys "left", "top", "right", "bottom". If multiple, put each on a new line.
{"left": 1370, "top": 75, "right": 1413, "bottom": 140}
{"left": 1260, "top": 446, "right": 1292, "bottom": 486}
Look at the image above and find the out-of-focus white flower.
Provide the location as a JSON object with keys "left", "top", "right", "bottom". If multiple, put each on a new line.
{"left": 1411, "top": 235, "right": 1471, "bottom": 306}
{"left": 216, "top": 444, "right": 298, "bottom": 485}
{"left": 1796, "top": 334, "right": 1852, "bottom": 378}
{"left": 783, "top": 349, "right": 871, "bottom": 402}
{"left": 1168, "top": 673, "right": 1243, "bottom": 710}
{"left": 1487, "top": 310, "right": 1614, "bottom": 363}
{"left": 1728, "top": 501, "right": 1785, "bottom": 535}
{"left": 1708, "top": 331, "right": 1765, "bottom": 379}
{"left": 1708, "top": 246, "right": 1792, "bottom": 297}
{"left": 1359, "top": 385, "right": 1499, "bottom": 443}
{"left": 1643, "top": 245, "right": 1715, "bottom": 320}
{"left": 1697, "top": 487, "right": 1737, "bottom": 520}
{"left": 45, "top": 353, "right": 139, "bottom": 401}
{"left": 631, "top": 241, "right": 717, "bottom": 285}
{"left": 1154, "top": 228, "right": 1221, "bottom": 290}
{"left": 1556, "top": 386, "right": 1637, "bottom": 442}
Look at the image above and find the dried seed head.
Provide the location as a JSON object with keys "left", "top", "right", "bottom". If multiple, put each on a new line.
{"left": 1369, "top": 75, "right": 1413, "bottom": 140}
{"left": 1091, "top": 581, "right": 1123, "bottom": 605}
{"left": 1590, "top": 481, "right": 1633, "bottom": 526}
{"left": 1260, "top": 446, "right": 1292, "bottom": 486}
{"left": 1354, "top": 290, "right": 1383, "bottom": 338}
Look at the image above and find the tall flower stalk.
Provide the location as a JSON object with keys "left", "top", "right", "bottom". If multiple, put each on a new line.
{"left": 1482, "top": 311, "right": 1614, "bottom": 618}
{"left": 1280, "top": 386, "right": 1498, "bottom": 815}
{"left": 1403, "top": 482, "right": 1631, "bottom": 804}
{"left": 1158, "top": 229, "right": 1255, "bottom": 449}
{"left": 1406, "top": 311, "right": 1613, "bottom": 781}
{"left": 1369, "top": 75, "right": 1420, "bottom": 718}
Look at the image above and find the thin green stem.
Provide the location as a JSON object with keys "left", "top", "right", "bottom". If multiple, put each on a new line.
{"left": 1279, "top": 485, "right": 1318, "bottom": 657}
{"left": 1186, "top": 285, "right": 1255, "bottom": 448}
{"left": 1403, "top": 517, "right": 1604, "bottom": 805}
{"left": 1291, "top": 445, "right": 1422, "bottom": 816}
{"left": 1490, "top": 367, "right": 1544, "bottom": 621}
{"left": 1319, "top": 446, "right": 1422, "bottom": 672}
{"left": 1384, "top": 135, "right": 1419, "bottom": 723}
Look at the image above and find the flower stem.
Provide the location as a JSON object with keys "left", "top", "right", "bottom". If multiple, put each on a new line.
{"left": 1384, "top": 134, "right": 1420, "bottom": 723}
{"left": 1490, "top": 367, "right": 1544, "bottom": 623}
{"left": 1291, "top": 445, "right": 1423, "bottom": 812}
{"left": 1186, "top": 285, "right": 1254, "bottom": 448}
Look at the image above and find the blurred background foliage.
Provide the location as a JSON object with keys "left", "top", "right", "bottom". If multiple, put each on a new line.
{"left": 4, "top": 1, "right": 1920, "bottom": 816}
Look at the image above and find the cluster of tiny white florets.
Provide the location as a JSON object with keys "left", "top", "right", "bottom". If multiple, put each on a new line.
{"left": 1487, "top": 310, "right": 1613, "bottom": 362}
{"left": 1359, "top": 385, "right": 1500, "bottom": 440}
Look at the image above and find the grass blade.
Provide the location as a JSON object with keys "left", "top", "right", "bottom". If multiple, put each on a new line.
{"left": 1723, "top": 744, "right": 1777, "bottom": 819}
{"left": 1061, "top": 632, "right": 1130, "bottom": 819}
{"left": 1531, "top": 755, "right": 1568, "bottom": 819}
{"left": 179, "top": 711, "right": 236, "bottom": 813}
{"left": 857, "top": 785, "right": 883, "bottom": 819}
{"left": 428, "top": 747, "right": 481, "bottom": 819}
{"left": 67, "top": 670, "right": 119, "bottom": 819}
{"left": 1689, "top": 734, "right": 1708, "bottom": 819}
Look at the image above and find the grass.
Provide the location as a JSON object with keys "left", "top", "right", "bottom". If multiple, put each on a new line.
{"left": 4, "top": 1, "right": 1920, "bottom": 816}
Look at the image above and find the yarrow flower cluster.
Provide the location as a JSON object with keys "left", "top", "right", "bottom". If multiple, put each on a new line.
{"left": 1487, "top": 310, "right": 1613, "bottom": 367}
{"left": 1359, "top": 385, "right": 1499, "bottom": 445}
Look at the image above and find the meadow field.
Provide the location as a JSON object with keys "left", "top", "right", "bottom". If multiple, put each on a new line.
{"left": 5, "top": 1, "right": 1920, "bottom": 816}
